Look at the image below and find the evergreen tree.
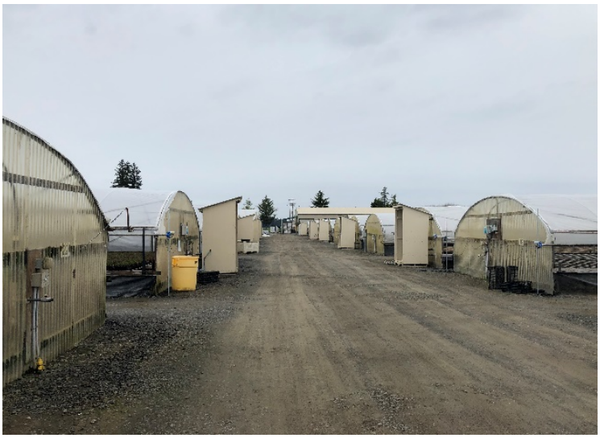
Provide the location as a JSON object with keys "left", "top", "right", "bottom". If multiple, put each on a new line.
{"left": 311, "top": 190, "right": 330, "bottom": 208}
{"left": 242, "top": 198, "right": 253, "bottom": 210}
{"left": 111, "top": 160, "right": 142, "bottom": 189}
{"left": 257, "top": 195, "right": 277, "bottom": 227}
{"left": 380, "top": 187, "right": 390, "bottom": 206}
{"left": 370, "top": 186, "right": 398, "bottom": 207}
{"left": 370, "top": 197, "right": 386, "bottom": 207}
{"left": 129, "top": 162, "right": 143, "bottom": 189}
{"left": 111, "top": 159, "right": 130, "bottom": 188}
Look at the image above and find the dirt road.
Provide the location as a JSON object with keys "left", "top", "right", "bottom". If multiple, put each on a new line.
{"left": 3, "top": 234, "right": 597, "bottom": 434}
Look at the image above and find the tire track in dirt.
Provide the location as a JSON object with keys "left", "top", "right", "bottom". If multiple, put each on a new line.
{"left": 169, "top": 236, "right": 390, "bottom": 434}
{"left": 6, "top": 234, "right": 594, "bottom": 434}
{"left": 295, "top": 237, "right": 597, "bottom": 434}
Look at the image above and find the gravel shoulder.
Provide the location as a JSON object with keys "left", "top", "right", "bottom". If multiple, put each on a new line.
{"left": 3, "top": 234, "right": 597, "bottom": 434}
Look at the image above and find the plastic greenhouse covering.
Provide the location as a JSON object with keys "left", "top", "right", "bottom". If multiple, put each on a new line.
{"left": 93, "top": 188, "right": 178, "bottom": 251}
{"left": 420, "top": 206, "right": 469, "bottom": 241}
{"left": 511, "top": 194, "right": 597, "bottom": 245}
{"left": 374, "top": 213, "right": 396, "bottom": 244}
{"left": 238, "top": 209, "right": 259, "bottom": 219}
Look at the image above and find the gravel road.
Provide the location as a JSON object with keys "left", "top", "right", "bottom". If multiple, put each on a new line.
{"left": 3, "top": 234, "right": 597, "bottom": 434}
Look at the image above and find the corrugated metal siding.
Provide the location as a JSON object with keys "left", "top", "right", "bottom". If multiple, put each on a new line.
{"left": 454, "top": 196, "right": 558, "bottom": 293}
{"left": 488, "top": 240, "right": 554, "bottom": 293}
{"left": 3, "top": 252, "right": 28, "bottom": 385}
{"left": 37, "top": 243, "right": 106, "bottom": 366}
{"left": 3, "top": 118, "right": 107, "bottom": 386}
{"left": 454, "top": 238, "right": 554, "bottom": 292}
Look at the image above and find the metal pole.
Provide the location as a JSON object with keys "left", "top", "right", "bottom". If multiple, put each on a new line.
{"left": 536, "top": 208, "right": 540, "bottom": 294}
{"left": 152, "top": 235, "right": 156, "bottom": 271}
{"left": 142, "top": 227, "right": 146, "bottom": 275}
{"left": 168, "top": 209, "right": 171, "bottom": 296}
{"left": 444, "top": 219, "right": 448, "bottom": 271}
{"left": 32, "top": 286, "right": 39, "bottom": 366}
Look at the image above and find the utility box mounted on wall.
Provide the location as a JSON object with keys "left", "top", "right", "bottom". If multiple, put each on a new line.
{"left": 485, "top": 218, "right": 502, "bottom": 239}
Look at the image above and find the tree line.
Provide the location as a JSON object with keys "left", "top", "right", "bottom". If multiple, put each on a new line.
{"left": 110, "top": 160, "right": 399, "bottom": 227}
{"left": 255, "top": 186, "right": 399, "bottom": 228}
{"left": 310, "top": 187, "right": 399, "bottom": 208}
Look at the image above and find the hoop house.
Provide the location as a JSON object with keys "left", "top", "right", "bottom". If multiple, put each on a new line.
{"left": 454, "top": 194, "right": 597, "bottom": 294}
{"left": 3, "top": 118, "right": 107, "bottom": 385}
{"left": 365, "top": 213, "right": 396, "bottom": 256}
{"left": 94, "top": 187, "right": 200, "bottom": 292}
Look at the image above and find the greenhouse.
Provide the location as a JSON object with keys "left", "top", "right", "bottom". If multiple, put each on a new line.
{"left": 94, "top": 187, "right": 200, "bottom": 294}
{"left": 454, "top": 194, "right": 597, "bottom": 294}
{"left": 3, "top": 117, "right": 107, "bottom": 384}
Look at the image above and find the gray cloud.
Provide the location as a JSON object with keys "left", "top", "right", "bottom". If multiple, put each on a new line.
{"left": 415, "top": 4, "right": 523, "bottom": 32}
{"left": 2, "top": 5, "right": 596, "bottom": 215}
{"left": 219, "top": 4, "right": 405, "bottom": 48}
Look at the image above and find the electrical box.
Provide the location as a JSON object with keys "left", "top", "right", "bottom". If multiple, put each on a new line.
{"left": 486, "top": 218, "right": 502, "bottom": 239}
{"left": 180, "top": 223, "right": 189, "bottom": 236}
{"left": 31, "top": 270, "right": 51, "bottom": 288}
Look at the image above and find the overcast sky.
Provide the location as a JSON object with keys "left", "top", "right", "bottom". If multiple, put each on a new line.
{"left": 3, "top": 4, "right": 597, "bottom": 217}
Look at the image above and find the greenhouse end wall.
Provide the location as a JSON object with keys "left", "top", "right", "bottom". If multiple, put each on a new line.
{"left": 3, "top": 118, "right": 107, "bottom": 386}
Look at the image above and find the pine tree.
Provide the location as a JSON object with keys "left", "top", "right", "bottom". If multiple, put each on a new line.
{"left": 371, "top": 186, "right": 398, "bottom": 207}
{"left": 111, "top": 159, "right": 130, "bottom": 188}
{"left": 257, "top": 195, "right": 276, "bottom": 227}
{"left": 380, "top": 187, "right": 389, "bottom": 206}
{"left": 130, "top": 162, "right": 143, "bottom": 189}
{"left": 242, "top": 198, "right": 253, "bottom": 210}
{"left": 370, "top": 197, "right": 386, "bottom": 207}
{"left": 111, "top": 160, "right": 142, "bottom": 189}
{"left": 311, "top": 190, "right": 330, "bottom": 208}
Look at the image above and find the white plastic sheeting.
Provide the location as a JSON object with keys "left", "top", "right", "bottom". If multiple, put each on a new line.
{"left": 94, "top": 188, "right": 176, "bottom": 228}
{"left": 512, "top": 194, "right": 597, "bottom": 232}
{"left": 93, "top": 188, "right": 180, "bottom": 251}
{"left": 510, "top": 194, "right": 597, "bottom": 245}
{"left": 238, "top": 208, "right": 259, "bottom": 219}
{"left": 419, "top": 206, "right": 469, "bottom": 241}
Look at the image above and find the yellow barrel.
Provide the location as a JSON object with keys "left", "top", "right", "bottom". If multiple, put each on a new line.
{"left": 171, "top": 256, "right": 199, "bottom": 291}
